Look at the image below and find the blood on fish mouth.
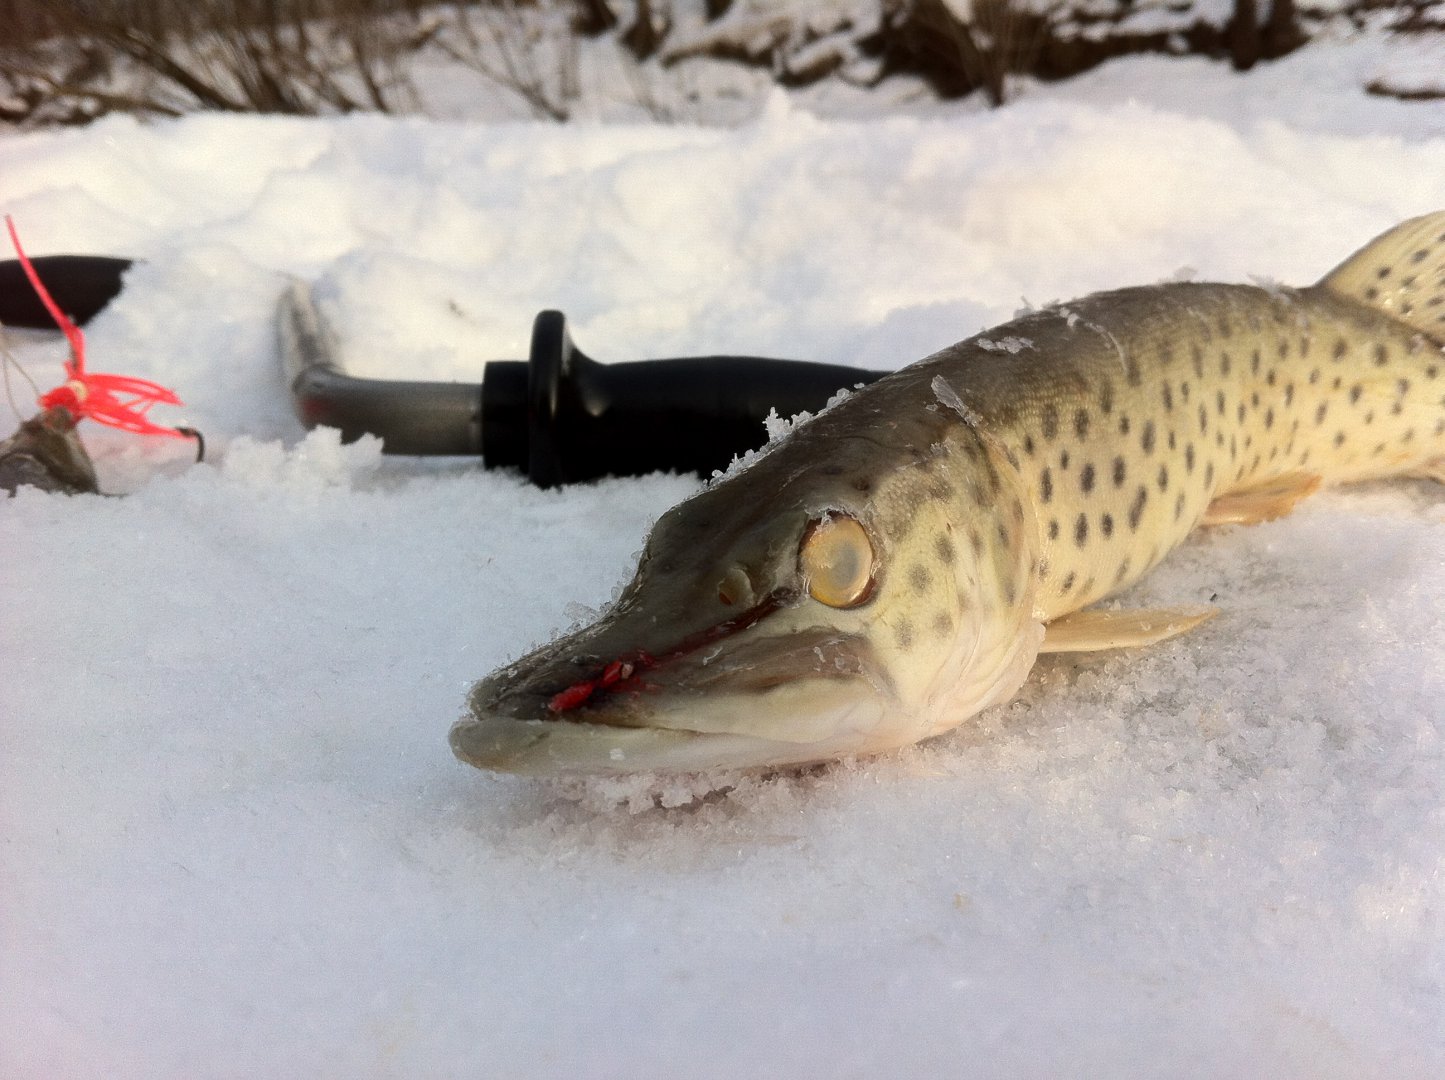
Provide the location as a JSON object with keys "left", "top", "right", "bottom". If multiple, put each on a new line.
{"left": 547, "top": 654, "right": 655, "bottom": 712}
{"left": 545, "top": 588, "right": 798, "bottom": 714}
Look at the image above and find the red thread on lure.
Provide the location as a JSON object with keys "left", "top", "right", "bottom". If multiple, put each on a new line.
{"left": 5, "top": 216, "right": 187, "bottom": 438}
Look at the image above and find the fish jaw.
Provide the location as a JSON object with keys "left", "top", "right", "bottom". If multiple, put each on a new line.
{"left": 449, "top": 700, "right": 893, "bottom": 777}
{"left": 452, "top": 600, "right": 903, "bottom": 774}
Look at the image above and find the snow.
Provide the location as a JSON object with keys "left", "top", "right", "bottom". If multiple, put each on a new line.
{"left": 3, "top": 29, "right": 1445, "bottom": 1078}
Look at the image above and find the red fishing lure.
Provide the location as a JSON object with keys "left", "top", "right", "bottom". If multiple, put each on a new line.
{"left": 5, "top": 215, "right": 187, "bottom": 438}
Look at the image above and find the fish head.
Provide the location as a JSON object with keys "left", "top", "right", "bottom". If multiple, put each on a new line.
{"left": 452, "top": 414, "right": 1042, "bottom": 776}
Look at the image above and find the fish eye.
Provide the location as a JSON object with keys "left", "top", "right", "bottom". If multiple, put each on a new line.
{"left": 800, "top": 513, "right": 876, "bottom": 608}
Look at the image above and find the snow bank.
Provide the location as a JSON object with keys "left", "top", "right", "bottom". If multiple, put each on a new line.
{"left": 2, "top": 38, "right": 1443, "bottom": 1078}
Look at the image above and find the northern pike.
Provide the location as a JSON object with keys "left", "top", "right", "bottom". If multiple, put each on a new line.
{"left": 451, "top": 212, "right": 1445, "bottom": 776}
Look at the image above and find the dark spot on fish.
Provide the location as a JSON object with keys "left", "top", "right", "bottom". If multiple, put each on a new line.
{"left": 1003, "top": 580, "right": 1017, "bottom": 605}
{"left": 1315, "top": 402, "right": 1329, "bottom": 424}
{"left": 1204, "top": 461, "right": 1215, "bottom": 488}
{"left": 1168, "top": 430, "right": 1177, "bottom": 452}
{"left": 1080, "top": 463, "right": 1095, "bottom": 494}
{"left": 1377, "top": 265, "right": 1392, "bottom": 279}
{"left": 1125, "top": 354, "right": 1142, "bottom": 386}
{"left": 1192, "top": 345, "right": 1206, "bottom": 378}
{"left": 1023, "top": 434, "right": 1035, "bottom": 457}
{"left": 1332, "top": 338, "right": 1348, "bottom": 361}
{"left": 1040, "top": 468, "right": 1053, "bottom": 503}
{"left": 1216, "top": 390, "right": 1226, "bottom": 416}
{"left": 1101, "top": 512, "right": 1114, "bottom": 538}
{"left": 1334, "top": 431, "right": 1346, "bottom": 448}
{"left": 1298, "top": 336, "right": 1311, "bottom": 357}
{"left": 1115, "top": 559, "right": 1131, "bottom": 584}
{"left": 1075, "top": 513, "right": 1088, "bottom": 547}
{"left": 997, "top": 522, "right": 1011, "bottom": 548}
{"left": 1251, "top": 391, "right": 1261, "bottom": 409}
{"left": 1284, "top": 383, "right": 1294, "bottom": 407}
{"left": 1412, "top": 248, "right": 1429, "bottom": 264}
{"left": 1061, "top": 571, "right": 1076, "bottom": 592}
{"left": 1119, "top": 415, "right": 1131, "bottom": 436}
{"left": 1349, "top": 384, "right": 1363, "bottom": 404}
{"left": 933, "top": 612, "right": 953, "bottom": 638}
{"left": 1074, "top": 409, "right": 1090, "bottom": 439}
{"left": 1251, "top": 350, "right": 1262, "bottom": 375}
{"left": 1185, "top": 444, "right": 1196, "bottom": 472}
{"left": 1141, "top": 421, "right": 1156, "bottom": 455}
{"left": 969, "top": 528, "right": 984, "bottom": 557}
{"left": 1374, "top": 344, "right": 1389, "bottom": 367}
{"left": 1219, "top": 351, "right": 1232, "bottom": 377}
{"left": 1162, "top": 384, "right": 1174, "bottom": 412}
{"left": 1129, "top": 487, "right": 1147, "bottom": 530}
{"left": 1277, "top": 340, "right": 1289, "bottom": 361}
{"left": 852, "top": 477, "right": 872, "bottom": 493}
{"left": 1157, "top": 464, "right": 1169, "bottom": 492}
{"left": 1174, "top": 492, "right": 1186, "bottom": 520}
{"left": 1047, "top": 518, "right": 1059, "bottom": 541}
{"left": 1112, "top": 456, "right": 1126, "bottom": 487}
{"left": 1060, "top": 450, "right": 1071, "bottom": 471}
{"left": 1308, "top": 368, "right": 1320, "bottom": 385}
{"left": 1237, "top": 403, "right": 1247, "bottom": 424}
{"left": 1264, "top": 408, "right": 1275, "bottom": 430}
{"left": 909, "top": 564, "right": 931, "bottom": 594}
{"left": 1398, "top": 377, "right": 1411, "bottom": 396}
{"left": 1366, "top": 286, "right": 1379, "bottom": 301}
{"left": 1198, "top": 403, "right": 1208, "bottom": 434}
{"left": 935, "top": 534, "right": 955, "bottom": 563}
{"left": 1099, "top": 380, "right": 1114, "bottom": 414}
{"left": 1042, "top": 404, "right": 1059, "bottom": 440}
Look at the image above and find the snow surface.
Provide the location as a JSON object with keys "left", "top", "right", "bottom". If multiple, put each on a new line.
{"left": 3, "top": 32, "right": 1444, "bottom": 1079}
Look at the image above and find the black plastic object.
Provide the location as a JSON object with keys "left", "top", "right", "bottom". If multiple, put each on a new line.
{"left": 281, "top": 279, "right": 890, "bottom": 486}
{"left": 502, "top": 310, "right": 888, "bottom": 486}
{"left": 0, "top": 255, "right": 133, "bottom": 327}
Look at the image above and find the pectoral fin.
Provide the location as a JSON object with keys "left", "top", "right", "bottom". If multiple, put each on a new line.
{"left": 1202, "top": 472, "right": 1321, "bottom": 526}
{"left": 1041, "top": 606, "right": 1219, "bottom": 654}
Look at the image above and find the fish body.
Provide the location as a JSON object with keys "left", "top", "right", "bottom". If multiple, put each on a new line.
{"left": 452, "top": 212, "right": 1445, "bottom": 776}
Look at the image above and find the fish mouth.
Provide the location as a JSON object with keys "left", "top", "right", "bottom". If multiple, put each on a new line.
{"left": 451, "top": 593, "right": 893, "bottom": 775}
